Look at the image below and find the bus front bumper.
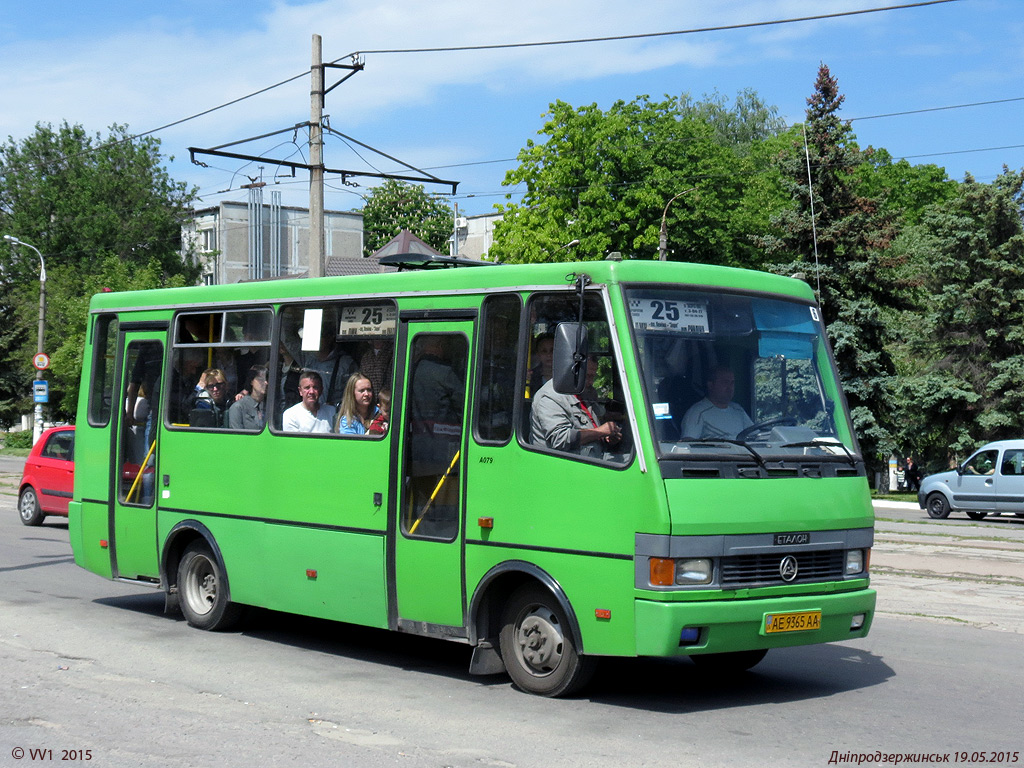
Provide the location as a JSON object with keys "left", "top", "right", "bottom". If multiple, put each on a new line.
{"left": 634, "top": 587, "right": 876, "bottom": 657}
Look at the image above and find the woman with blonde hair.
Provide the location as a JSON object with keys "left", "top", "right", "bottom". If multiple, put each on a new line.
{"left": 335, "top": 372, "right": 377, "bottom": 435}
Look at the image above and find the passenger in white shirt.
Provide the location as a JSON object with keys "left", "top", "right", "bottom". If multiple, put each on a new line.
{"left": 282, "top": 371, "right": 336, "bottom": 433}
{"left": 681, "top": 366, "right": 753, "bottom": 440}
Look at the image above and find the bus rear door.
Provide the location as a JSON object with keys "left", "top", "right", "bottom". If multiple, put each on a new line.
{"left": 391, "top": 317, "right": 473, "bottom": 630}
{"left": 111, "top": 327, "right": 166, "bottom": 580}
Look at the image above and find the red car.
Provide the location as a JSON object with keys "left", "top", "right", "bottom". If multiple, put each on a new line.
{"left": 18, "top": 425, "right": 75, "bottom": 526}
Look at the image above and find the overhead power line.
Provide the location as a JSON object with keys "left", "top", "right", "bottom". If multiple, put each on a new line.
{"left": 850, "top": 96, "right": 1024, "bottom": 122}
{"left": 343, "top": 1, "right": 958, "bottom": 58}
{"left": 132, "top": 1, "right": 962, "bottom": 143}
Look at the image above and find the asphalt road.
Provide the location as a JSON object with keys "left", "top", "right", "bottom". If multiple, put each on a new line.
{"left": 1, "top": 461, "right": 1022, "bottom": 767}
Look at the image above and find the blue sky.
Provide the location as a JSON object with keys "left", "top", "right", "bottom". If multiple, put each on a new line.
{"left": 1, "top": 0, "right": 1021, "bottom": 217}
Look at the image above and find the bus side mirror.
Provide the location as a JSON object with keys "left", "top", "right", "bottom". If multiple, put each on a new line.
{"left": 552, "top": 322, "right": 588, "bottom": 395}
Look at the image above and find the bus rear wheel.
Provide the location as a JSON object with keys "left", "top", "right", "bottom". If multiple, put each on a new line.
{"left": 498, "top": 585, "right": 595, "bottom": 697}
{"left": 177, "top": 541, "right": 242, "bottom": 631}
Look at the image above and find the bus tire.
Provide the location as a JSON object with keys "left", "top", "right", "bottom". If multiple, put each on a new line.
{"left": 177, "top": 540, "right": 242, "bottom": 631}
{"left": 498, "top": 584, "right": 594, "bottom": 697}
{"left": 926, "top": 493, "right": 951, "bottom": 519}
{"left": 690, "top": 648, "right": 768, "bottom": 673}
{"left": 18, "top": 487, "right": 44, "bottom": 526}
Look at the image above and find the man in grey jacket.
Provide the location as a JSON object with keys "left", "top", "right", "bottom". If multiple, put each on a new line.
{"left": 530, "top": 356, "right": 622, "bottom": 459}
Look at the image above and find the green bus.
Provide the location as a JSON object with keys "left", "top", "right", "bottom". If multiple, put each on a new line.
{"left": 69, "top": 258, "right": 875, "bottom": 696}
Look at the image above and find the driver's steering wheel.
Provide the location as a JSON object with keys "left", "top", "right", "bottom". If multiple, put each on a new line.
{"left": 736, "top": 416, "right": 797, "bottom": 442}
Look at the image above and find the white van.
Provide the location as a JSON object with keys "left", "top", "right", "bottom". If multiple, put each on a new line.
{"left": 919, "top": 439, "right": 1024, "bottom": 520}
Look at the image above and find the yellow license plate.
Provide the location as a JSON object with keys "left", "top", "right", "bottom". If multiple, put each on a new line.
{"left": 764, "top": 610, "right": 822, "bottom": 634}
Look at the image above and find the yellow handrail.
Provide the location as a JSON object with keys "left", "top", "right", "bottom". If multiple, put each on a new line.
{"left": 126, "top": 439, "right": 157, "bottom": 504}
{"left": 408, "top": 450, "right": 460, "bottom": 535}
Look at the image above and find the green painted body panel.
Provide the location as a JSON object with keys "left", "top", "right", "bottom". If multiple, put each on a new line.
{"left": 159, "top": 511, "right": 389, "bottom": 628}
{"left": 157, "top": 428, "right": 391, "bottom": 533}
{"left": 635, "top": 588, "right": 875, "bottom": 656}
{"left": 664, "top": 476, "right": 873, "bottom": 536}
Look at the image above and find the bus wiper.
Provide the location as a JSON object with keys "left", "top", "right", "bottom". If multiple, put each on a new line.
{"left": 781, "top": 438, "right": 858, "bottom": 466}
{"left": 688, "top": 438, "right": 768, "bottom": 470}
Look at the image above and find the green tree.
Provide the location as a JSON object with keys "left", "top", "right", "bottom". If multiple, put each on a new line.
{"left": 360, "top": 179, "right": 454, "bottom": 257}
{"left": 0, "top": 121, "right": 200, "bottom": 424}
{"left": 894, "top": 169, "right": 1024, "bottom": 464}
{"left": 758, "top": 64, "right": 901, "bottom": 471}
{"left": 490, "top": 92, "right": 791, "bottom": 266}
{"left": 852, "top": 148, "right": 957, "bottom": 227}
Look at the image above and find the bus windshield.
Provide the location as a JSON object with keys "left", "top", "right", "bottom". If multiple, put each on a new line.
{"left": 626, "top": 286, "right": 858, "bottom": 461}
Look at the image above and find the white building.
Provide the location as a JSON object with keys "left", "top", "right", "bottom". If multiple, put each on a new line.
{"left": 184, "top": 197, "right": 364, "bottom": 284}
{"left": 452, "top": 212, "right": 502, "bottom": 262}
{"left": 183, "top": 197, "right": 502, "bottom": 284}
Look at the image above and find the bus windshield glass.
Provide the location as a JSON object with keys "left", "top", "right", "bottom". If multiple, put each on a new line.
{"left": 626, "top": 286, "right": 858, "bottom": 460}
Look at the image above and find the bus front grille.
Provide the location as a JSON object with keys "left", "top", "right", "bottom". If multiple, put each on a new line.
{"left": 720, "top": 550, "right": 845, "bottom": 587}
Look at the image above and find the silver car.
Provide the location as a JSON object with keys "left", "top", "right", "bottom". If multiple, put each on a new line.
{"left": 918, "top": 439, "right": 1024, "bottom": 520}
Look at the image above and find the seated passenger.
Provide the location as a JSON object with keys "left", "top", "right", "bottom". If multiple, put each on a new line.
{"left": 368, "top": 388, "right": 390, "bottom": 435}
{"left": 530, "top": 356, "right": 621, "bottom": 459}
{"left": 226, "top": 365, "right": 268, "bottom": 430}
{"left": 282, "top": 371, "right": 336, "bottom": 433}
{"left": 189, "top": 368, "right": 230, "bottom": 427}
{"left": 681, "top": 365, "right": 753, "bottom": 440}
{"left": 335, "top": 372, "right": 377, "bottom": 435}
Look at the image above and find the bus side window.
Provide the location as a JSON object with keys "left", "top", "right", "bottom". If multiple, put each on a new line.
{"left": 475, "top": 293, "right": 521, "bottom": 444}
{"left": 521, "top": 293, "right": 630, "bottom": 465}
{"left": 274, "top": 301, "right": 396, "bottom": 435}
{"left": 169, "top": 310, "right": 272, "bottom": 430}
{"left": 88, "top": 314, "right": 119, "bottom": 427}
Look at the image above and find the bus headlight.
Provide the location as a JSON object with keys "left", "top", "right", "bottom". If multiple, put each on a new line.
{"left": 845, "top": 549, "right": 864, "bottom": 575}
{"left": 675, "top": 558, "right": 713, "bottom": 584}
{"left": 649, "top": 557, "right": 713, "bottom": 586}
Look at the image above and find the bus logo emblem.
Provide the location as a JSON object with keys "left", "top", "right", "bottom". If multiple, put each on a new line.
{"left": 774, "top": 532, "right": 810, "bottom": 545}
{"left": 779, "top": 556, "right": 799, "bottom": 582}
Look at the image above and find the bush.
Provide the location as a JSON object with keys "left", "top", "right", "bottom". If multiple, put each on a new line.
{"left": 2, "top": 431, "right": 32, "bottom": 450}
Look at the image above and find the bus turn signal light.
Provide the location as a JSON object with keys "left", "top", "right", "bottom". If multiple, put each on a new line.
{"left": 649, "top": 557, "right": 675, "bottom": 586}
{"left": 478, "top": 517, "right": 494, "bottom": 529}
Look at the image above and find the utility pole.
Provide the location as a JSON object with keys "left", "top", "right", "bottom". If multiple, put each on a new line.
{"left": 309, "top": 34, "right": 325, "bottom": 278}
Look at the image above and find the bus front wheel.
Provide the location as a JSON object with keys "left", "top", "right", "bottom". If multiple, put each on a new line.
{"left": 498, "top": 585, "right": 595, "bottom": 697}
{"left": 177, "top": 541, "right": 242, "bottom": 631}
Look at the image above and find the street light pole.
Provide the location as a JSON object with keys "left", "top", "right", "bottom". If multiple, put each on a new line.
{"left": 3, "top": 235, "right": 46, "bottom": 444}
{"left": 658, "top": 187, "right": 697, "bottom": 262}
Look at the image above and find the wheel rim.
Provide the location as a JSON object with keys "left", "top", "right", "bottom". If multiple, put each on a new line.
{"left": 928, "top": 498, "right": 944, "bottom": 517}
{"left": 183, "top": 554, "right": 217, "bottom": 616}
{"left": 19, "top": 490, "right": 37, "bottom": 522}
{"left": 513, "top": 604, "right": 565, "bottom": 677}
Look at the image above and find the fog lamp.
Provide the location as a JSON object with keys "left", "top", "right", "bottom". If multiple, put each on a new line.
{"left": 679, "top": 627, "right": 701, "bottom": 645}
{"left": 850, "top": 613, "right": 866, "bottom": 631}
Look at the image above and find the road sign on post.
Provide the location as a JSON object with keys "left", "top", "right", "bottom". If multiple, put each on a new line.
{"left": 33, "top": 380, "right": 48, "bottom": 403}
{"left": 33, "top": 352, "right": 50, "bottom": 370}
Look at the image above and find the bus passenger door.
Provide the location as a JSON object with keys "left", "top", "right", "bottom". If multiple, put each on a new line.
{"left": 391, "top": 320, "right": 472, "bottom": 629}
{"left": 111, "top": 329, "right": 166, "bottom": 580}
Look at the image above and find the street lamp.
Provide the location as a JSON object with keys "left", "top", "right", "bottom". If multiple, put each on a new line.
{"left": 3, "top": 235, "right": 47, "bottom": 445}
{"left": 658, "top": 188, "right": 697, "bottom": 262}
